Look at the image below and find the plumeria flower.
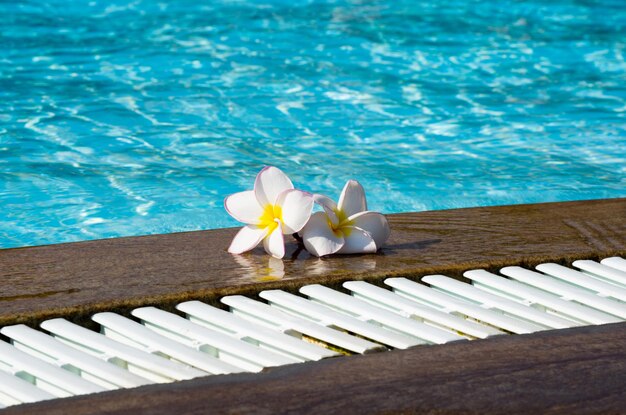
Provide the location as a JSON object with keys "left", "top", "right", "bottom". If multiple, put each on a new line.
{"left": 300, "top": 180, "right": 390, "bottom": 257}
{"left": 225, "top": 166, "right": 314, "bottom": 259}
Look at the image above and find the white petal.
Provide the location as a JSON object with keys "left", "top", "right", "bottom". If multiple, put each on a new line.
{"left": 347, "top": 211, "right": 390, "bottom": 248}
{"left": 337, "top": 227, "right": 377, "bottom": 254}
{"left": 263, "top": 225, "right": 285, "bottom": 259}
{"left": 228, "top": 225, "right": 269, "bottom": 254}
{"left": 277, "top": 189, "right": 314, "bottom": 234}
{"left": 254, "top": 166, "right": 294, "bottom": 206}
{"left": 301, "top": 212, "right": 344, "bottom": 257}
{"left": 224, "top": 191, "right": 264, "bottom": 225}
{"left": 313, "top": 194, "right": 338, "bottom": 211}
{"left": 313, "top": 194, "right": 339, "bottom": 227}
{"left": 337, "top": 180, "right": 367, "bottom": 218}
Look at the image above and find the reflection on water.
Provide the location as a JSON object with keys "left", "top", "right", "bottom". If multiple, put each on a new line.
{"left": 232, "top": 241, "right": 379, "bottom": 282}
{"left": 234, "top": 255, "right": 285, "bottom": 282}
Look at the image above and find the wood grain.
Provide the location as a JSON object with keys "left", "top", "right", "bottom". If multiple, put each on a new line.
{"left": 0, "top": 199, "right": 625, "bottom": 414}
{"left": 1, "top": 198, "right": 624, "bottom": 327}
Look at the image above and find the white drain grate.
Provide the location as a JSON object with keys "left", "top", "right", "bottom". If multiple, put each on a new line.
{"left": 1, "top": 257, "right": 625, "bottom": 408}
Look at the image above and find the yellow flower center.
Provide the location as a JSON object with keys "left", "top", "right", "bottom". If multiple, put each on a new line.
{"left": 328, "top": 209, "right": 352, "bottom": 238}
{"left": 336, "top": 209, "right": 349, "bottom": 224}
{"left": 259, "top": 204, "right": 283, "bottom": 232}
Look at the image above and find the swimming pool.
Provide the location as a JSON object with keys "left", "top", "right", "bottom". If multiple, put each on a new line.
{"left": 1, "top": 0, "right": 625, "bottom": 248}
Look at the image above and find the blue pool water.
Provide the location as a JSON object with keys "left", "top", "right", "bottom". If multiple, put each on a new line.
{"left": 1, "top": 0, "right": 625, "bottom": 248}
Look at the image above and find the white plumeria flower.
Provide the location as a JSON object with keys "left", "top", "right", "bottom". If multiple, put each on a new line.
{"left": 225, "top": 166, "right": 313, "bottom": 259}
{"left": 300, "top": 180, "right": 390, "bottom": 257}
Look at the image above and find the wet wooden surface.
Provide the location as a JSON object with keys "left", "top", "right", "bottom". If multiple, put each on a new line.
{"left": 0, "top": 198, "right": 625, "bottom": 414}
{"left": 7, "top": 321, "right": 626, "bottom": 415}
{"left": 1, "top": 198, "right": 625, "bottom": 327}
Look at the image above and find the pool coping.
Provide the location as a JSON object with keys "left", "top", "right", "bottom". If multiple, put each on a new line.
{"left": 1, "top": 197, "right": 624, "bottom": 328}
{"left": 1, "top": 197, "right": 625, "bottom": 414}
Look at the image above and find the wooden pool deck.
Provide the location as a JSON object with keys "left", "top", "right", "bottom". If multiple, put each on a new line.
{"left": 1, "top": 198, "right": 625, "bottom": 414}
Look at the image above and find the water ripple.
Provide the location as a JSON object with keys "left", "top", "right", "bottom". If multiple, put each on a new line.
{"left": 0, "top": 0, "right": 625, "bottom": 248}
